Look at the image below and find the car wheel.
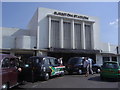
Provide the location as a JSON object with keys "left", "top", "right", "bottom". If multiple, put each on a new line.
{"left": 60, "top": 71, "right": 65, "bottom": 76}
{"left": 100, "top": 75, "right": 105, "bottom": 80}
{"left": 78, "top": 69, "right": 82, "bottom": 75}
{"left": 43, "top": 73, "right": 49, "bottom": 81}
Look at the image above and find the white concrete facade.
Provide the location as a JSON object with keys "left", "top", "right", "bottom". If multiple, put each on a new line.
{"left": 1, "top": 27, "right": 36, "bottom": 49}
{"left": 27, "top": 8, "right": 101, "bottom": 50}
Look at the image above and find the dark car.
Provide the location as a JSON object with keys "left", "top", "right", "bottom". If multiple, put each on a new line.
{"left": 23, "top": 56, "right": 65, "bottom": 82}
{"left": 0, "top": 54, "right": 20, "bottom": 89}
{"left": 66, "top": 57, "right": 101, "bottom": 74}
{"left": 66, "top": 57, "right": 84, "bottom": 74}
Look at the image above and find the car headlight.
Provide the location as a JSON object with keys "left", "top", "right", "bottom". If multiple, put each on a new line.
{"left": 25, "top": 64, "right": 29, "bottom": 67}
{"left": 2, "top": 84, "right": 7, "bottom": 89}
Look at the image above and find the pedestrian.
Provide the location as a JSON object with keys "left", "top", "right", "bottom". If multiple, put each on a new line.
{"left": 58, "top": 57, "right": 63, "bottom": 66}
{"left": 17, "top": 56, "right": 25, "bottom": 84}
{"left": 83, "top": 57, "right": 89, "bottom": 77}
{"left": 88, "top": 58, "right": 94, "bottom": 75}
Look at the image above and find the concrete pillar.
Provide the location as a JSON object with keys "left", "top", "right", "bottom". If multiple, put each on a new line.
{"left": 81, "top": 21, "right": 85, "bottom": 49}
{"left": 60, "top": 18, "right": 64, "bottom": 48}
{"left": 110, "top": 56, "right": 112, "bottom": 61}
{"left": 91, "top": 23, "right": 94, "bottom": 49}
{"left": 108, "top": 43, "right": 111, "bottom": 52}
{"left": 71, "top": 20, "right": 75, "bottom": 49}
{"left": 48, "top": 16, "right": 51, "bottom": 48}
{"left": 10, "top": 50, "right": 15, "bottom": 55}
{"left": 37, "top": 26, "right": 40, "bottom": 49}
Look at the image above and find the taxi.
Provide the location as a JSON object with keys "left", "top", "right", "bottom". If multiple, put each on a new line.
{"left": 23, "top": 56, "right": 65, "bottom": 82}
{"left": 100, "top": 61, "right": 120, "bottom": 80}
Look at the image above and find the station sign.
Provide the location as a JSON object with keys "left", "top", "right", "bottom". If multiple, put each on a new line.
{"left": 54, "top": 11, "right": 89, "bottom": 20}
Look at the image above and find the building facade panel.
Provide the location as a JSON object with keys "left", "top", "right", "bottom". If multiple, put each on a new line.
{"left": 35, "top": 8, "right": 99, "bottom": 50}
{"left": 74, "top": 23, "right": 82, "bottom": 49}
{"left": 63, "top": 22, "right": 72, "bottom": 49}
{"left": 16, "top": 36, "right": 36, "bottom": 49}
{"left": 2, "top": 36, "right": 15, "bottom": 49}
{"left": 51, "top": 20, "right": 60, "bottom": 48}
{"left": 85, "top": 24, "right": 92, "bottom": 49}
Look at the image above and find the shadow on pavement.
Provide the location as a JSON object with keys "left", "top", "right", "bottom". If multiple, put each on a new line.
{"left": 88, "top": 76, "right": 119, "bottom": 82}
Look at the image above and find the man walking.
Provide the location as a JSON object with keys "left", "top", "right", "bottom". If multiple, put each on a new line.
{"left": 88, "top": 58, "right": 94, "bottom": 75}
{"left": 83, "top": 57, "right": 89, "bottom": 77}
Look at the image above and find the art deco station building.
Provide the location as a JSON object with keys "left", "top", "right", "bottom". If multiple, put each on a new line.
{"left": 1, "top": 8, "right": 118, "bottom": 64}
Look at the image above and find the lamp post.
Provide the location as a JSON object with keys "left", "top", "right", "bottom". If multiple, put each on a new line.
{"left": 33, "top": 46, "right": 37, "bottom": 56}
{"left": 116, "top": 46, "right": 119, "bottom": 54}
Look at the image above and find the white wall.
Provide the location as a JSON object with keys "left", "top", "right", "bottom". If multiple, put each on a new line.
{"left": 0, "top": 37, "right": 1, "bottom": 49}
{"left": 100, "top": 42, "right": 109, "bottom": 53}
{"left": 109, "top": 44, "right": 117, "bottom": 54}
{"left": 16, "top": 36, "right": 36, "bottom": 49}
{"left": 27, "top": 9, "right": 38, "bottom": 36}
{"left": 2, "top": 36, "right": 15, "bottom": 49}
{"left": 90, "top": 17, "right": 101, "bottom": 50}
{"left": 2, "top": 27, "right": 30, "bottom": 36}
{"left": 96, "top": 54, "right": 103, "bottom": 65}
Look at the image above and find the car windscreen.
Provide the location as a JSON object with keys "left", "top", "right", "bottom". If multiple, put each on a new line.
{"left": 68, "top": 58, "right": 83, "bottom": 64}
{"left": 103, "top": 62, "right": 119, "bottom": 69}
{"left": 26, "top": 57, "right": 43, "bottom": 67}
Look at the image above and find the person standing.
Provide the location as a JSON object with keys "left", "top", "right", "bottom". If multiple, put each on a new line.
{"left": 88, "top": 58, "right": 94, "bottom": 75}
{"left": 58, "top": 57, "right": 63, "bottom": 66}
{"left": 83, "top": 57, "right": 89, "bottom": 77}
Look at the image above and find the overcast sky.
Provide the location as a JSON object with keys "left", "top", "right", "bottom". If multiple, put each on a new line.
{"left": 2, "top": 2, "right": 118, "bottom": 45}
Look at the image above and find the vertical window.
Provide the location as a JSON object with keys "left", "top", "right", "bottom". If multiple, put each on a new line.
{"left": 112, "top": 57, "right": 117, "bottom": 61}
{"left": 103, "top": 57, "right": 110, "bottom": 63}
{"left": 51, "top": 20, "right": 60, "bottom": 48}
{"left": 74, "top": 23, "right": 82, "bottom": 49}
{"left": 63, "top": 22, "right": 71, "bottom": 48}
{"left": 85, "top": 25, "right": 92, "bottom": 49}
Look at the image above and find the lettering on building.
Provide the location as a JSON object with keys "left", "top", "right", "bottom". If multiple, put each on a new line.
{"left": 54, "top": 11, "right": 89, "bottom": 20}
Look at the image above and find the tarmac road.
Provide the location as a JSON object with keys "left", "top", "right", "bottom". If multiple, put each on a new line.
{"left": 14, "top": 74, "right": 119, "bottom": 88}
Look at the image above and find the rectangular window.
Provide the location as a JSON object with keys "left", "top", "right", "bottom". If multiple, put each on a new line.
{"left": 112, "top": 57, "right": 117, "bottom": 61}
{"left": 63, "top": 22, "right": 71, "bottom": 48}
{"left": 74, "top": 23, "right": 82, "bottom": 49}
{"left": 51, "top": 20, "right": 60, "bottom": 48}
{"left": 103, "top": 57, "right": 110, "bottom": 63}
{"left": 85, "top": 25, "right": 92, "bottom": 49}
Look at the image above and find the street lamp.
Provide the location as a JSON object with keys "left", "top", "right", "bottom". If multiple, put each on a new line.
{"left": 116, "top": 46, "right": 119, "bottom": 54}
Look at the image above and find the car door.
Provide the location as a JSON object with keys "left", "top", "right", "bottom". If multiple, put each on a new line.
{"left": 43, "top": 58, "right": 51, "bottom": 73}
{"left": 2, "top": 58, "right": 10, "bottom": 86}
{"left": 49, "top": 58, "right": 58, "bottom": 76}
{"left": 9, "top": 58, "right": 18, "bottom": 86}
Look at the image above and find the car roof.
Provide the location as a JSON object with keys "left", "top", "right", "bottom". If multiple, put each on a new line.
{"left": 70, "top": 57, "right": 82, "bottom": 59}
{"left": 104, "top": 61, "right": 118, "bottom": 63}
{"left": 29, "top": 56, "right": 56, "bottom": 59}
{"left": 0, "top": 54, "right": 17, "bottom": 61}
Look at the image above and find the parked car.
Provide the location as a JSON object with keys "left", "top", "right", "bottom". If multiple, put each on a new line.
{"left": 66, "top": 57, "right": 101, "bottom": 74}
{"left": 23, "top": 56, "right": 65, "bottom": 82}
{"left": 100, "top": 61, "right": 120, "bottom": 80}
{"left": 0, "top": 54, "right": 20, "bottom": 89}
{"left": 66, "top": 57, "right": 83, "bottom": 74}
